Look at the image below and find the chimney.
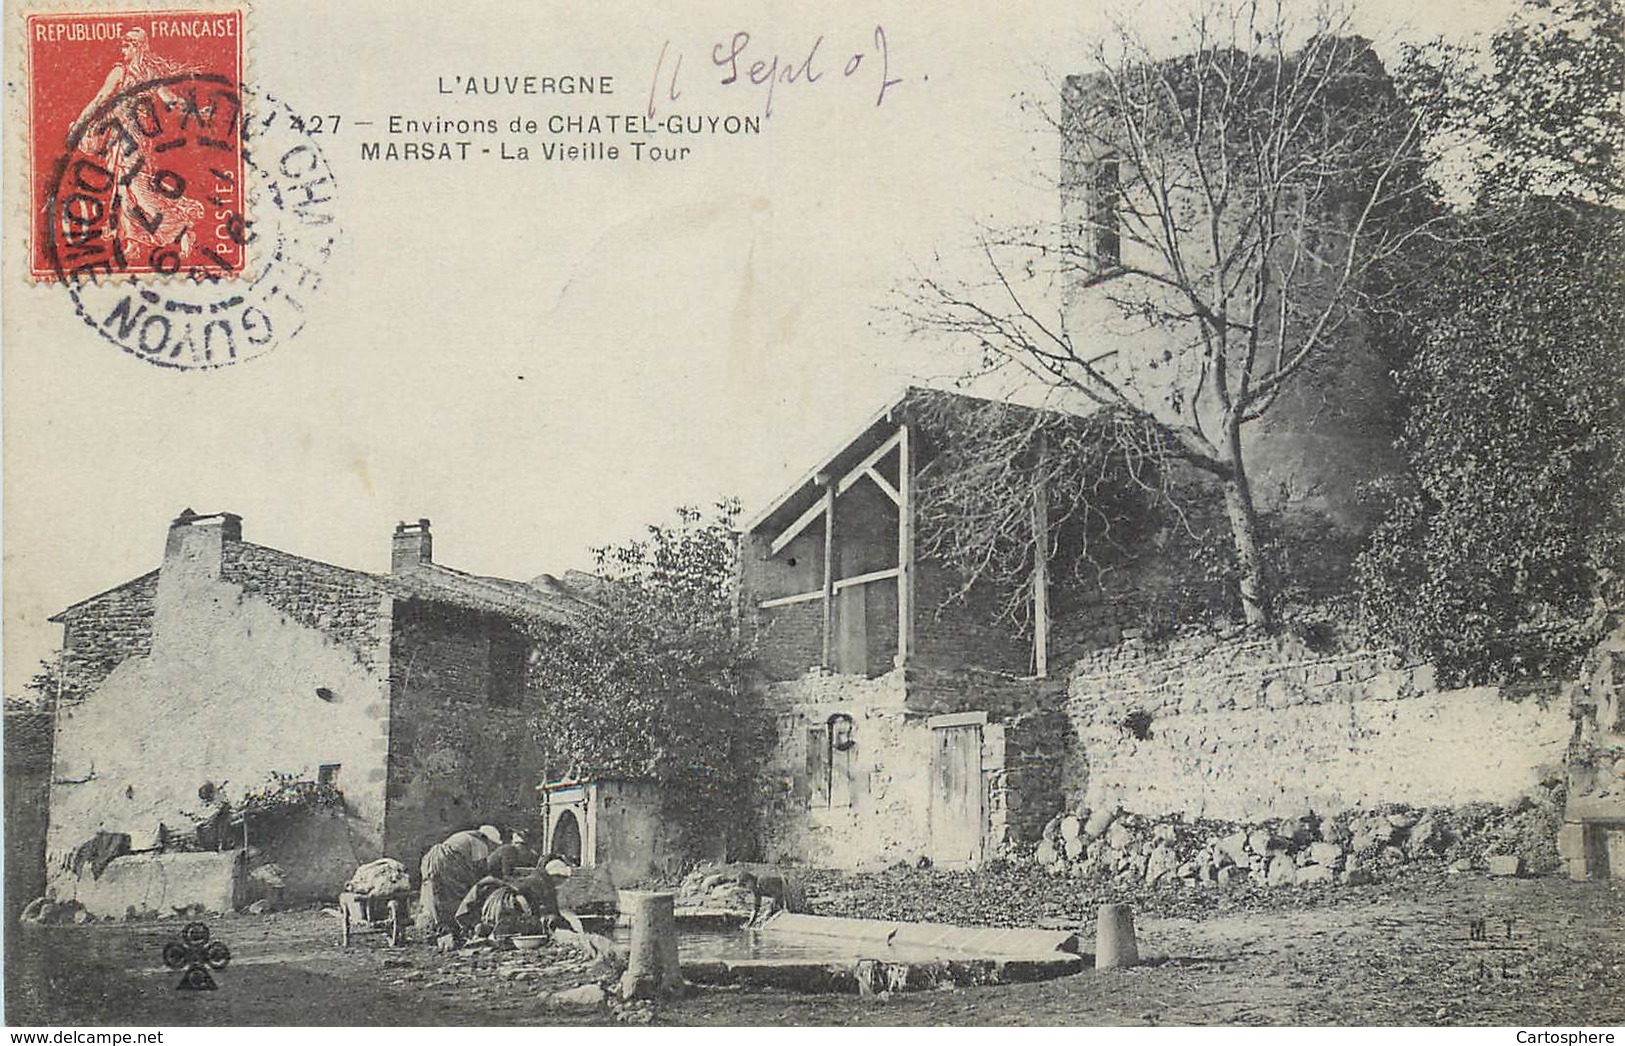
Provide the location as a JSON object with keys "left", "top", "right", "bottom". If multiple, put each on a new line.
{"left": 162, "top": 508, "right": 242, "bottom": 579}
{"left": 392, "top": 519, "right": 432, "bottom": 572}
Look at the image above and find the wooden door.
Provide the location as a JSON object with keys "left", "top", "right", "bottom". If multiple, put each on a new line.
{"left": 835, "top": 585, "right": 867, "bottom": 675}
{"left": 929, "top": 721, "right": 984, "bottom": 867}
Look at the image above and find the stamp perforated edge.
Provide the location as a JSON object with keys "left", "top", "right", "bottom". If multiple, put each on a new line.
{"left": 8, "top": 0, "right": 254, "bottom": 286}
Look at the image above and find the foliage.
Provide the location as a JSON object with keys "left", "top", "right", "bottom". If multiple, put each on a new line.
{"left": 1357, "top": 200, "right": 1625, "bottom": 685}
{"left": 21, "top": 654, "right": 83, "bottom": 708}
{"left": 22, "top": 659, "right": 61, "bottom": 708}
{"left": 189, "top": 772, "right": 344, "bottom": 848}
{"left": 239, "top": 772, "right": 345, "bottom": 818}
{"left": 1398, "top": 0, "right": 1624, "bottom": 206}
{"left": 907, "top": 0, "right": 1435, "bottom": 629}
{"left": 527, "top": 500, "right": 767, "bottom": 857}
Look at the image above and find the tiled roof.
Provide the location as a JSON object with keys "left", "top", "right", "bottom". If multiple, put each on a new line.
{"left": 384, "top": 562, "right": 592, "bottom": 625}
{"left": 49, "top": 544, "right": 599, "bottom": 628}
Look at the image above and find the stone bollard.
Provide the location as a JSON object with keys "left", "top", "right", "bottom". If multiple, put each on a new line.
{"left": 1095, "top": 903, "right": 1139, "bottom": 969}
{"left": 618, "top": 890, "right": 684, "bottom": 1000}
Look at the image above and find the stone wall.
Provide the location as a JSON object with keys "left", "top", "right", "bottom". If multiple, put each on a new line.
{"left": 384, "top": 602, "right": 543, "bottom": 862}
{"left": 56, "top": 572, "right": 159, "bottom": 702}
{"left": 1031, "top": 791, "right": 1566, "bottom": 890}
{"left": 914, "top": 563, "right": 1030, "bottom": 676}
{"left": 1067, "top": 633, "right": 1574, "bottom": 823}
{"left": 222, "top": 543, "right": 388, "bottom": 670}
{"left": 48, "top": 851, "right": 243, "bottom": 917}
{"left": 756, "top": 667, "right": 1069, "bottom": 869}
{"left": 257, "top": 806, "right": 372, "bottom": 901}
{"left": 5, "top": 709, "right": 55, "bottom": 916}
{"left": 758, "top": 670, "right": 930, "bottom": 870}
{"left": 589, "top": 779, "right": 685, "bottom": 885}
{"left": 904, "top": 665, "right": 1058, "bottom": 718}
{"left": 998, "top": 708, "right": 1069, "bottom": 848}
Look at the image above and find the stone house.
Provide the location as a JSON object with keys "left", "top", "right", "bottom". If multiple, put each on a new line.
{"left": 4, "top": 705, "right": 55, "bottom": 921}
{"left": 42, "top": 509, "right": 596, "bottom": 905}
{"left": 740, "top": 383, "right": 1572, "bottom": 874}
{"left": 736, "top": 45, "right": 1516, "bottom": 874}
{"left": 739, "top": 387, "right": 1075, "bottom": 872}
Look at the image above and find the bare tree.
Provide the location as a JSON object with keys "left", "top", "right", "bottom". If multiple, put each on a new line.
{"left": 909, "top": 0, "right": 1437, "bottom": 630}
{"left": 909, "top": 389, "right": 1201, "bottom": 628}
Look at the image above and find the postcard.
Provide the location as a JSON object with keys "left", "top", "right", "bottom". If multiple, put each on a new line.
{"left": 4, "top": 0, "right": 1621, "bottom": 1031}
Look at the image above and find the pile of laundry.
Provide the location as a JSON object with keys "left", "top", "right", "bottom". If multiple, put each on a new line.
{"left": 346, "top": 857, "right": 411, "bottom": 897}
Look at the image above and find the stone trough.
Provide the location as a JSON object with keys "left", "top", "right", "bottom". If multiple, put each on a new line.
{"left": 644, "top": 910, "right": 1085, "bottom": 994}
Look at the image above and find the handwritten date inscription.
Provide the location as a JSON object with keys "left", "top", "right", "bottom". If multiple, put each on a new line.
{"left": 648, "top": 26, "right": 903, "bottom": 119}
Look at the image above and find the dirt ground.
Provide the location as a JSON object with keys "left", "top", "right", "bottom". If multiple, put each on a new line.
{"left": 6, "top": 872, "right": 1624, "bottom": 1027}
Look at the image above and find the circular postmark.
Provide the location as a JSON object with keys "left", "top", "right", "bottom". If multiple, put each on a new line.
{"left": 43, "top": 73, "right": 338, "bottom": 370}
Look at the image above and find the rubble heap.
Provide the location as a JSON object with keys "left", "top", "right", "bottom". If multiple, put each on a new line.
{"left": 1028, "top": 784, "right": 1566, "bottom": 888}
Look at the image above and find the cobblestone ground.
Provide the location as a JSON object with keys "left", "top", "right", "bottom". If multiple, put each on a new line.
{"left": 6, "top": 872, "right": 1623, "bottom": 1027}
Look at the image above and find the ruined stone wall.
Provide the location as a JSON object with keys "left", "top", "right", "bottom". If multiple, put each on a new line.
{"left": 384, "top": 603, "right": 542, "bottom": 862}
{"left": 57, "top": 572, "right": 158, "bottom": 701}
{"left": 221, "top": 543, "right": 388, "bottom": 669}
{"left": 1067, "top": 633, "right": 1574, "bottom": 823}
{"left": 5, "top": 710, "right": 55, "bottom": 915}
{"left": 903, "top": 665, "right": 1057, "bottom": 718}
{"left": 998, "top": 708, "right": 1070, "bottom": 848}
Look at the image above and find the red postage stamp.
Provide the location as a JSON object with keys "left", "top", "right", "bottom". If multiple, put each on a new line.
{"left": 26, "top": 9, "right": 246, "bottom": 281}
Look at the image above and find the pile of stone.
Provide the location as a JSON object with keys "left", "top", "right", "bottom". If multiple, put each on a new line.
{"left": 1030, "top": 790, "right": 1562, "bottom": 889}
{"left": 17, "top": 897, "right": 92, "bottom": 924}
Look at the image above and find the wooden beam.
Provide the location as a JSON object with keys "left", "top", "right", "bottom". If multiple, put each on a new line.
{"left": 833, "top": 566, "right": 900, "bottom": 592}
{"left": 926, "top": 710, "right": 989, "bottom": 730}
{"left": 896, "top": 424, "right": 913, "bottom": 668}
{"left": 865, "top": 468, "right": 901, "bottom": 505}
{"left": 768, "top": 428, "right": 904, "bottom": 557}
{"left": 758, "top": 590, "right": 824, "bottom": 610}
{"left": 769, "top": 497, "right": 828, "bottom": 557}
{"left": 821, "top": 481, "right": 836, "bottom": 670}
{"left": 837, "top": 429, "right": 904, "bottom": 496}
{"left": 763, "top": 567, "right": 901, "bottom": 607}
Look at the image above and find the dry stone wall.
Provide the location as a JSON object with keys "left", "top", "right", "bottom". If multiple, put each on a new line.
{"left": 1030, "top": 786, "right": 1566, "bottom": 891}
{"left": 1067, "top": 633, "right": 1573, "bottom": 823}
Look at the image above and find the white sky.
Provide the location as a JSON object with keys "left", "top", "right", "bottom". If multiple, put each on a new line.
{"left": 1, "top": 0, "right": 1520, "bottom": 694}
